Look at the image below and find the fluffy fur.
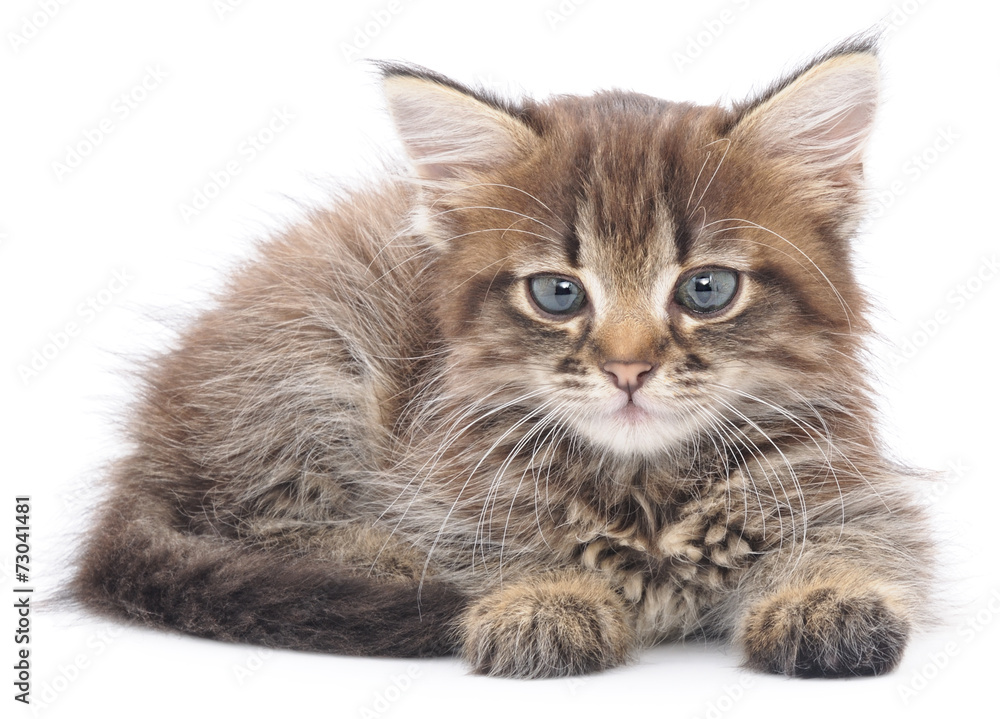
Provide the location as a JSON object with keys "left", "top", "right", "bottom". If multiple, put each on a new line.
{"left": 71, "top": 37, "right": 934, "bottom": 678}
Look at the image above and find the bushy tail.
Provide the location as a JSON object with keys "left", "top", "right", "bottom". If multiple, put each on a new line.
{"left": 70, "top": 503, "right": 464, "bottom": 657}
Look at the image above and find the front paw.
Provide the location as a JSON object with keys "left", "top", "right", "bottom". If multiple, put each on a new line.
{"left": 460, "top": 572, "right": 634, "bottom": 678}
{"left": 739, "top": 586, "right": 910, "bottom": 678}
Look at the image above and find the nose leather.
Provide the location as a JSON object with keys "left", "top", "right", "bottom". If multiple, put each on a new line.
{"left": 602, "top": 361, "right": 654, "bottom": 395}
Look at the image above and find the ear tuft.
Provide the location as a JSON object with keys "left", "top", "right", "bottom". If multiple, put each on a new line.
{"left": 731, "top": 47, "right": 880, "bottom": 172}
{"left": 378, "top": 62, "right": 536, "bottom": 182}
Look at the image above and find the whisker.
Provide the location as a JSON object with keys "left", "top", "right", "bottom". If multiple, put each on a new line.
{"left": 701, "top": 217, "right": 856, "bottom": 331}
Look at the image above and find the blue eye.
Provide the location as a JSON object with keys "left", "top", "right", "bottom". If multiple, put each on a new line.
{"left": 529, "top": 276, "right": 586, "bottom": 316}
{"left": 676, "top": 269, "right": 738, "bottom": 313}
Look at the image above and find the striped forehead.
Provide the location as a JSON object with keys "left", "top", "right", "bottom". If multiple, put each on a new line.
{"left": 564, "top": 100, "right": 691, "bottom": 278}
{"left": 575, "top": 197, "right": 680, "bottom": 273}
{"left": 572, "top": 196, "right": 679, "bottom": 322}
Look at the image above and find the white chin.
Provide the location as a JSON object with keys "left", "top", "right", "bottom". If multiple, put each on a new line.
{"left": 573, "top": 399, "right": 693, "bottom": 456}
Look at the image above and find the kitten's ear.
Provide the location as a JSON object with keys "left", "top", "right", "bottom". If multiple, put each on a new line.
{"left": 730, "top": 45, "right": 879, "bottom": 173}
{"left": 380, "top": 63, "right": 536, "bottom": 182}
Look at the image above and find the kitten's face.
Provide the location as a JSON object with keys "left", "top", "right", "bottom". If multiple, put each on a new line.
{"left": 385, "top": 56, "right": 877, "bottom": 456}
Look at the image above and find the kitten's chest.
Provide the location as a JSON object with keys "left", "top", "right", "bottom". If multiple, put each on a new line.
{"left": 560, "top": 476, "right": 772, "bottom": 640}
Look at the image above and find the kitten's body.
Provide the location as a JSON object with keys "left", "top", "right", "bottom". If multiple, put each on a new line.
{"left": 73, "top": 39, "right": 933, "bottom": 678}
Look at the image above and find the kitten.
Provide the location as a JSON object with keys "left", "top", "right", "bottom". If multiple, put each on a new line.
{"left": 71, "top": 36, "right": 933, "bottom": 678}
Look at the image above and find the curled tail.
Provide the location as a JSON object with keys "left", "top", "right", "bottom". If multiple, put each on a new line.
{"left": 70, "top": 498, "right": 464, "bottom": 657}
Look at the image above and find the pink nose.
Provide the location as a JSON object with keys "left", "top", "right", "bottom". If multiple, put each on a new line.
{"left": 602, "top": 361, "right": 654, "bottom": 395}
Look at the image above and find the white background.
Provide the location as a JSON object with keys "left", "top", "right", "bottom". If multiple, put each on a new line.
{"left": 3, "top": 1, "right": 998, "bottom": 717}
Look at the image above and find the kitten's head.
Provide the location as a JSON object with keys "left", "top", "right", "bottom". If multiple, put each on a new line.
{"left": 382, "top": 39, "right": 879, "bottom": 457}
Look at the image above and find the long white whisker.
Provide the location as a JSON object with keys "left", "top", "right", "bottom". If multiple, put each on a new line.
{"left": 702, "top": 217, "right": 855, "bottom": 331}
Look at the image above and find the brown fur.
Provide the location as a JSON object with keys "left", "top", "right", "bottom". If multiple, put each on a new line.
{"left": 462, "top": 571, "right": 634, "bottom": 678}
{"left": 69, "top": 36, "right": 934, "bottom": 677}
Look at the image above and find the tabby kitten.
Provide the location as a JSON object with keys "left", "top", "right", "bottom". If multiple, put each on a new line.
{"left": 72, "top": 37, "right": 933, "bottom": 678}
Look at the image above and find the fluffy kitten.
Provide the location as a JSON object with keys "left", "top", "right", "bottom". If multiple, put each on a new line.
{"left": 72, "top": 36, "right": 933, "bottom": 678}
